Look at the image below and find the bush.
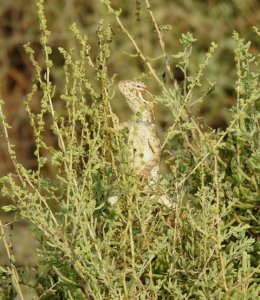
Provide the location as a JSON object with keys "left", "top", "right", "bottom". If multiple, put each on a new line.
{"left": 0, "top": 0, "right": 259, "bottom": 298}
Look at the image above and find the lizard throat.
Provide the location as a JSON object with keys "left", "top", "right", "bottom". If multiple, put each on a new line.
{"left": 135, "top": 109, "right": 154, "bottom": 123}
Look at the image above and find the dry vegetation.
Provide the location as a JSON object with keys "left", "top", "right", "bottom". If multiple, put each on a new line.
{"left": 0, "top": 0, "right": 259, "bottom": 299}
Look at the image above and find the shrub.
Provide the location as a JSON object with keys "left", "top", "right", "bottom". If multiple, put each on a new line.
{"left": 0, "top": 0, "right": 259, "bottom": 299}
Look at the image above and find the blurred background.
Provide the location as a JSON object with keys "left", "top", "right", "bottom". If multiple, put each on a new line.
{"left": 0, "top": 0, "right": 259, "bottom": 270}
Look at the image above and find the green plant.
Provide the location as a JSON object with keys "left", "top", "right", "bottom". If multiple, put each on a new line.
{"left": 0, "top": 0, "right": 259, "bottom": 299}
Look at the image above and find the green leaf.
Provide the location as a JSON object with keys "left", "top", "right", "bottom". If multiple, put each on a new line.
{"left": 1, "top": 205, "right": 17, "bottom": 212}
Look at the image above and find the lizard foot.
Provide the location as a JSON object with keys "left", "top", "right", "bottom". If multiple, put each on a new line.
{"left": 108, "top": 195, "right": 119, "bottom": 206}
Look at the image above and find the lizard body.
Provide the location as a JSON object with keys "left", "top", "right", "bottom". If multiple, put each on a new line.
{"left": 117, "top": 80, "right": 161, "bottom": 180}
{"left": 110, "top": 80, "right": 173, "bottom": 208}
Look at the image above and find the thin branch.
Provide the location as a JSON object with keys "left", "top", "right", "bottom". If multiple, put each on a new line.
{"left": 0, "top": 102, "right": 58, "bottom": 226}
{"left": 145, "top": 0, "right": 178, "bottom": 89}
{"left": 214, "top": 154, "right": 228, "bottom": 292}
{"left": 190, "top": 82, "right": 216, "bottom": 107}
{"left": 177, "top": 92, "right": 258, "bottom": 188}
{"left": 0, "top": 220, "right": 25, "bottom": 300}
{"left": 114, "top": 15, "right": 166, "bottom": 91}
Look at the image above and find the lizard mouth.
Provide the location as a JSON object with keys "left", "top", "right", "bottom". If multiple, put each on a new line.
{"left": 138, "top": 91, "right": 157, "bottom": 105}
{"left": 138, "top": 92, "right": 150, "bottom": 103}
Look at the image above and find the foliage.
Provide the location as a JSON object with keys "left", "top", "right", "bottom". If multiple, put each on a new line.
{"left": 0, "top": 0, "right": 259, "bottom": 299}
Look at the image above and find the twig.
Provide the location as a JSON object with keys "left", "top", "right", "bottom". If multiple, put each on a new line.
{"left": 144, "top": 0, "right": 178, "bottom": 89}
{"left": 0, "top": 102, "right": 58, "bottom": 226}
{"left": 114, "top": 15, "right": 168, "bottom": 92}
{"left": 0, "top": 220, "right": 24, "bottom": 300}
{"left": 190, "top": 82, "right": 216, "bottom": 107}
{"left": 177, "top": 92, "right": 258, "bottom": 188}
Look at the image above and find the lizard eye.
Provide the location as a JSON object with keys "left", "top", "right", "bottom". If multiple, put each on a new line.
{"left": 136, "top": 82, "right": 145, "bottom": 89}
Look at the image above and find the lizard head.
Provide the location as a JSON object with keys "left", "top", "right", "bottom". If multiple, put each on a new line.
{"left": 118, "top": 80, "right": 155, "bottom": 114}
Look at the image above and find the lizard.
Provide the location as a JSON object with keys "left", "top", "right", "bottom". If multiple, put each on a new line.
{"left": 109, "top": 80, "right": 173, "bottom": 208}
